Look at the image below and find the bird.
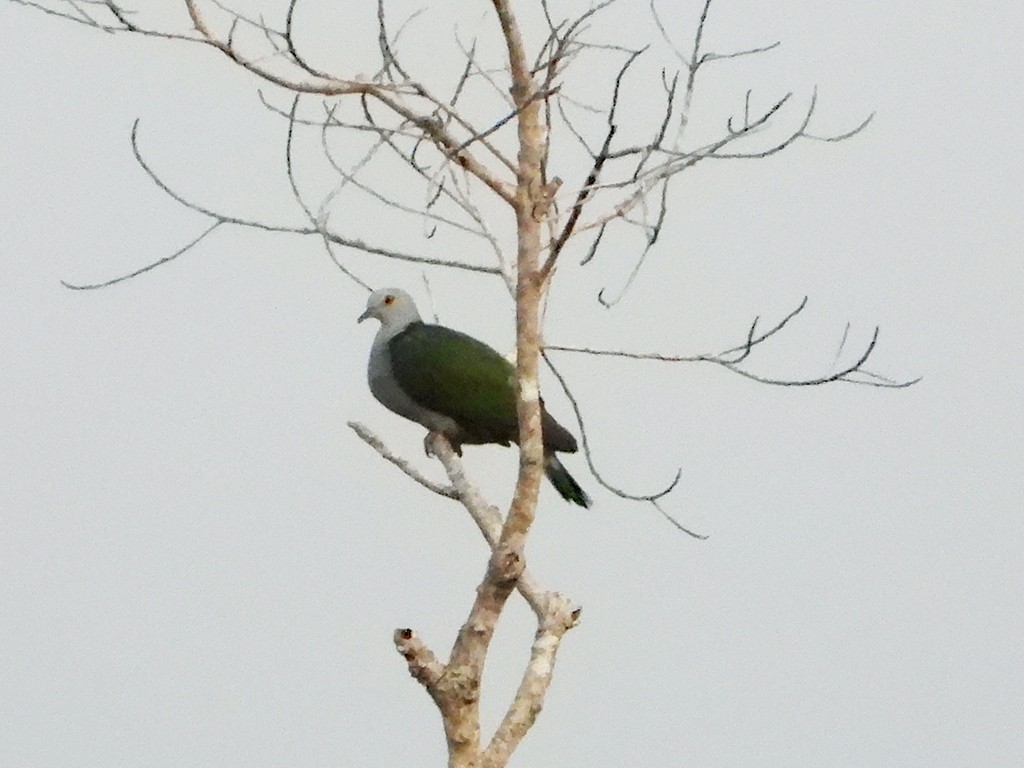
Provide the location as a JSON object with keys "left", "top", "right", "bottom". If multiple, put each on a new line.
{"left": 358, "top": 287, "right": 591, "bottom": 507}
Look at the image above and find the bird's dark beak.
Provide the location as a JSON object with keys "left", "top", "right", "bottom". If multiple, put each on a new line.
{"left": 357, "top": 308, "right": 372, "bottom": 323}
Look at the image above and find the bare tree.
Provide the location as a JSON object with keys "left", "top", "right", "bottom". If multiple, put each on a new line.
{"left": 10, "top": 0, "right": 917, "bottom": 765}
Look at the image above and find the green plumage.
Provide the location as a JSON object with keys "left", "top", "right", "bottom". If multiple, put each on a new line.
{"left": 388, "top": 323, "right": 519, "bottom": 446}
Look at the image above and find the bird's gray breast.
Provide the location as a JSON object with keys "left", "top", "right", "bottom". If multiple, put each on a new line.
{"left": 368, "top": 337, "right": 461, "bottom": 436}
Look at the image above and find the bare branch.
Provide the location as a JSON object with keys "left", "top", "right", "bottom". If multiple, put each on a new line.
{"left": 10, "top": 0, "right": 116, "bottom": 29}
{"left": 546, "top": 297, "right": 921, "bottom": 389}
{"left": 483, "top": 594, "right": 581, "bottom": 767}
{"left": 448, "top": 37, "right": 477, "bottom": 110}
{"left": 367, "top": 89, "right": 517, "bottom": 203}
{"left": 333, "top": 100, "right": 511, "bottom": 287}
{"left": 61, "top": 221, "right": 222, "bottom": 291}
{"left": 491, "top": 0, "right": 549, "bottom": 558}
{"left": 453, "top": 86, "right": 557, "bottom": 156}
{"left": 805, "top": 111, "right": 875, "bottom": 143}
{"left": 549, "top": 88, "right": 831, "bottom": 277}
{"left": 97, "top": 1, "right": 521, "bottom": 207}
{"left": 452, "top": 30, "right": 516, "bottom": 109}
{"left": 424, "top": 433, "right": 555, "bottom": 619}
{"left": 317, "top": 113, "right": 489, "bottom": 243}
{"left": 121, "top": 119, "right": 501, "bottom": 279}
{"left": 375, "top": 0, "right": 415, "bottom": 84}
{"left": 578, "top": 221, "right": 607, "bottom": 266}
{"left": 393, "top": 628, "right": 445, "bottom": 695}
{"left": 348, "top": 424, "right": 562, "bottom": 620}
{"left": 716, "top": 296, "right": 809, "bottom": 363}
{"left": 347, "top": 422, "right": 458, "bottom": 498}
{"left": 284, "top": 94, "right": 316, "bottom": 223}
{"left": 539, "top": 47, "right": 645, "bottom": 280}
{"left": 596, "top": 176, "right": 669, "bottom": 306}
{"left": 284, "top": 0, "right": 332, "bottom": 80}
{"left": 319, "top": 236, "right": 372, "bottom": 292}
{"left": 542, "top": 351, "right": 706, "bottom": 538}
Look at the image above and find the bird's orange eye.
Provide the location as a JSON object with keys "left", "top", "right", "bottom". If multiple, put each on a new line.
{"left": 384, "top": 295, "right": 395, "bottom": 305}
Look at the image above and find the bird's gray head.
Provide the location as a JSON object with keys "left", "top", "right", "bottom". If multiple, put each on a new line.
{"left": 357, "top": 288, "right": 422, "bottom": 329}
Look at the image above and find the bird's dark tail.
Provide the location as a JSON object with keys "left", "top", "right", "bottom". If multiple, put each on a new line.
{"left": 545, "top": 455, "right": 591, "bottom": 508}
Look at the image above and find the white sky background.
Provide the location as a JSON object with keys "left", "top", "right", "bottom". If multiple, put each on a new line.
{"left": 2, "top": 0, "right": 1022, "bottom": 765}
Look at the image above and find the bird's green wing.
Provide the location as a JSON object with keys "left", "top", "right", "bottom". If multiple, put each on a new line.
{"left": 387, "top": 323, "right": 519, "bottom": 444}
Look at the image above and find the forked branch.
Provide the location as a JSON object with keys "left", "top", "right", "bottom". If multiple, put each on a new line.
{"left": 349, "top": 423, "right": 579, "bottom": 767}
{"left": 546, "top": 296, "right": 920, "bottom": 389}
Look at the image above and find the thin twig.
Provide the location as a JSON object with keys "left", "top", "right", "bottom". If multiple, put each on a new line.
{"left": 61, "top": 222, "right": 222, "bottom": 290}
{"left": 546, "top": 298, "right": 921, "bottom": 389}
{"left": 348, "top": 422, "right": 458, "bottom": 498}
{"left": 541, "top": 351, "right": 706, "bottom": 538}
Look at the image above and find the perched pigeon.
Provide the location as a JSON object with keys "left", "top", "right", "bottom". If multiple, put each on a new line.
{"left": 358, "top": 288, "right": 591, "bottom": 507}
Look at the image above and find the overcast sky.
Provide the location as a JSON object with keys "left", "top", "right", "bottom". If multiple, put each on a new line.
{"left": 2, "top": 1, "right": 1022, "bottom": 766}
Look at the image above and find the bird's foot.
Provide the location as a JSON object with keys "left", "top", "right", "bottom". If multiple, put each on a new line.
{"left": 424, "top": 431, "right": 463, "bottom": 458}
